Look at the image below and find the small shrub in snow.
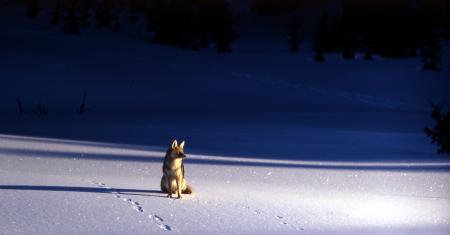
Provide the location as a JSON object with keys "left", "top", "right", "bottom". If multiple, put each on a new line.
{"left": 76, "top": 92, "right": 91, "bottom": 115}
{"left": 32, "top": 100, "right": 48, "bottom": 117}
{"left": 16, "top": 98, "right": 23, "bottom": 116}
{"left": 363, "top": 51, "right": 373, "bottom": 60}
{"left": 313, "top": 52, "right": 325, "bottom": 63}
{"left": 112, "top": 17, "right": 121, "bottom": 32}
{"left": 424, "top": 103, "right": 450, "bottom": 154}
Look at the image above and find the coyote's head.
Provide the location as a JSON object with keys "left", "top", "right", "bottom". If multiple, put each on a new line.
{"left": 167, "top": 140, "right": 186, "bottom": 159}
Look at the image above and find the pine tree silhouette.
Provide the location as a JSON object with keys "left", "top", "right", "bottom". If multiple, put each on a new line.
{"left": 49, "top": 2, "right": 63, "bottom": 25}
{"left": 341, "top": 31, "right": 357, "bottom": 60}
{"left": 112, "top": 18, "right": 121, "bottom": 32}
{"left": 425, "top": 103, "right": 450, "bottom": 154}
{"left": 128, "top": 0, "right": 141, "bottom": 25}
{"left": 129, "top": 12, "right": 139, "bottom": 24}
{"left": 313, "top": 13, "right": 328, "bottom": 62}
{"left": 62, "top": 4, "right": 81, "bottom": 35}
{"left": 446, "top": 1, "right": 450, "bottom": 40}
{"left": 421, "top": 32, "right": 442, "bottom": 71}
{"left": 196, "top": 2, "right": 213, "bottom": 48}
{"left": 79, "top": 5, "right": 91, "bottom": 28}
{"left": 96, "top": 0, "right": 113, "bottom": 29}
{"left": 147, "top": 0, "right": 187, "bottom": 46}
{"left": 26, "top": 0, "right": 40, "bottom": 19}
{"left": 211, "top": 1, "right": 236, "bottom": 52}
{"left": 285, "top": 15, "right": 302, "bottom": 53}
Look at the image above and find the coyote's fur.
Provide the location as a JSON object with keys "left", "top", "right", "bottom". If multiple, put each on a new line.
{"left": 160, "top": 140, "right": 193, "bottom": 198}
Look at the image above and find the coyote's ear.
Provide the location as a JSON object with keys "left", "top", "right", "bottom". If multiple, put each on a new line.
{"left": 171, "top": 140, "right": 178, "bottom": 149}
{"left": 179, "top": 141, "right": 185, "bottom": 149}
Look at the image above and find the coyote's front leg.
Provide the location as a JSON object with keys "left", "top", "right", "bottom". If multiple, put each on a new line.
{"left": 166, "top": 176, "right": 172, "bottom": 198}
{"left": 176, "top": 178, "right": 182, "bottom": 199}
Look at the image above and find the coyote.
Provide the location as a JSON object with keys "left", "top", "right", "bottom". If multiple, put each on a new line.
{"left": 160, "top": 140, "right": 193, "bottom": 198}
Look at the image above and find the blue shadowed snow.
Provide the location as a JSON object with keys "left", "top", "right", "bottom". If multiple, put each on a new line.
{"left": 0, "top": 6, "right": 449, "bottom": 161}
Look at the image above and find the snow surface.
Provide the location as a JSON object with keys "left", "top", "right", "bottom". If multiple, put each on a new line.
{"left": 1, "top": 5, "right": 450, "bottom": 235}
{"left": 1, "top": 134, "right": 450, "bottom": 235}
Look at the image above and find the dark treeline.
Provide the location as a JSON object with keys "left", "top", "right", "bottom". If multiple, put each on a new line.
{"left": 145, "top": 0, "right": 238, "bottom": 52}
{"left": 341, "top": 0, "right": 447, "bottom": 61}
{"left": 308, "top": 0, "right": 448, "bottom": 70}
{"left": 258, "top": 0, "right": 448, "bottom": 71}
{"left": 16, "top": 0, "right": 237, "bottom": 52}
{"left": 5, "top": 0, "right": 450, "bottom": 68}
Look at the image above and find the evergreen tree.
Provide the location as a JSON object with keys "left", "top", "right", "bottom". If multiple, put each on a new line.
{"left": 26, "top": 0, "right": 40, "bottom": 19}
{"left": 49, "top": 2, "right": 63, "bottom": 25}
{"left": 446, "top": 2, "right": 450, "bottom": 40}
{"left": 421, "top": 32, "right": 442, "bottom": 71}
{"left": 79, "top": 5, "right": 91, "bottom": 28}
{"left": 129, "top": 12, "right": 139, "bottom": 25}
{"left": 96, "top": 0, "right": 113, "bottom": 29}
{"left": 327, "top": 16, "right": 342, "bottom": 53}
{"left": 147, "top": 0, "right": 189, "bottom": 46}
{"left": 196, "top": 6, "right": 211, "bottom": 48}
{"left": 128, "top": 0, "right": 145, "bottom": 24}
{"left": 285, "top": 15, "right": 302, "bottom": 53}
{"left": 361, "top": 30, "right": 374, "bottom": 60}
{"left": 425, "top": 103, "right": 450, "bottom": 154}
{"left": 312, "top": 13, "right": 328, "bottom": 62}
{"left": 112, "top": 15, "right": 121, "bottom": 32}
{"left": 62, "top": 4, "right": 81, "bottom": 35}
{"left": 341, "top": 31, "right": 357, "bottom": 59}
{"left": 210, "top": 0, "right": 237, "bottom": 52}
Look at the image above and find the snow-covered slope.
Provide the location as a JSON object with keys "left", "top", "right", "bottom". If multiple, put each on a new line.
{"left": 1, "top": 134, "right": 449, "bottom": 235}
{"left": 0, "top": 16, "right": 449, "bottom": 159}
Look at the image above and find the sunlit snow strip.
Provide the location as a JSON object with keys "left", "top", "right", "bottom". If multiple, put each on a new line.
{"left": 1, "top": 134, "right": 449, "bottom": 169}
{"left": 189, "top": 154, "right": 450, "bottom": 169}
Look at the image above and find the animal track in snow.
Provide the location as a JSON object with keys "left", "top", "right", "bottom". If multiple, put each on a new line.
{"left": 154, "top": 215, "right": 164, "bottom": 222}
{"left": 190, "top": 197, "right": 297, "bottom": 230}
{"left": 149, "top": 214, "right": 172, "bottom": 231}
{"left": 87, "top": 180, "right": 172, "bottom": 231}
{"left": 134, "top": 205, "right": 144, "bottom": 212}
{"left": 238, "top": 203, "right": 292, "bottom": 227}
{"left": 253, "top": 209, "right": 262, "bottom": 215}
{"left": 275, "top": 215, "right": 288, "bottom": 225}
{"left": 119, "top": 197, "right": 144, "bottom": 212}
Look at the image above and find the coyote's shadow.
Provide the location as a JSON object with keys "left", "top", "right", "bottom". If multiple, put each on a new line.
{"left": 2, "top": 147, "right": 450, "bottom": 171}
{"left": 0, "top": 185, "right": 166, "bottom": 198}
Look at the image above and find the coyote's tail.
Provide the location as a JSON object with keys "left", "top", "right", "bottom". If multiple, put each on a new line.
{"left": 160, "top": 178, "right": 167, "bottom": 193}
{"left": 183, "top": 185, "right": 193, "bottom": 194}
